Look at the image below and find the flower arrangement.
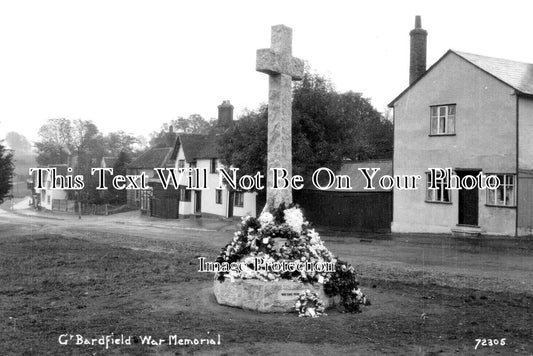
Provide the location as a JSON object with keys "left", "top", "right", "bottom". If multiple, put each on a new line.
{"left": 295, "top": 290, "right": 326, "bottom": 317}
{"left": 215, "top": 203, "right": 370, "bottom": 313}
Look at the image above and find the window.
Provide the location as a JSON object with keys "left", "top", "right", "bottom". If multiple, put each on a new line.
{"left": 210, "top": 159, "right": 217, "bottom": 174}
{"left": 430, "top": 104, "right": 455, "bottom": 135}
{"left": 215, "top": 189, "right": 223, "bottom": 204}
{"left": 234, "top": 191, "right": 244, "bottom": 207}
{"left": 180, "top": 186, "right": 191, "bottom": 202}
{"left": 140, "top": 188, "right": 153, "bottom": 211}
{"left": 426, "top": 172, "right": 451, "bottom": 203}
{"left": 178, "top": 160, "right": 185, "bottom": 170}
{"left": 487, "top": 174, "right": 516, "bottom": 207}
{"left": 47, "top": 195, "right": 50, "bottom": 204}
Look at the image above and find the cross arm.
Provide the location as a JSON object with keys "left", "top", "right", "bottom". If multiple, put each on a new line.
{"left": 256, "top": 49, "right": 304, "bottom": 80}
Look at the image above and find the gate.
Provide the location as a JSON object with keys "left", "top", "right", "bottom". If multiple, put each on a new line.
{"left": 150, "top": 197, "right": 179, "bottom": 219}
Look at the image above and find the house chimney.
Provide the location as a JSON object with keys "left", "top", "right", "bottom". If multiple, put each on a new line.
{"left": 217, "top": 100, "right": 234, "bottom": 128}
{"left": 409, "top": 15, "right": 427, "bottom": 85}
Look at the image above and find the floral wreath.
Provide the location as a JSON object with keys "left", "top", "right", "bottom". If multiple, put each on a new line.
{"left": 215, "top": 203, "right": 370, "bottom": 314}
{"left": 295, "top": 290, "right": 326, "bottom": 318}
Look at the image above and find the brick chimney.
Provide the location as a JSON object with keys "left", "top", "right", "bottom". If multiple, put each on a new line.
{"left": 217, "top": 100, "right": 234, "bottom": 128}
{"left": 166, "top": 125, "right": 176, "bottom": 147}
{"left": 409, "top": 15, "right": 427, "bottom": 85}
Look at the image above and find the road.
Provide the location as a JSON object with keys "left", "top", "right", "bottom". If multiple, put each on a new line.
{"left": 1, "top": 206, "right": 532, "bottom": 295}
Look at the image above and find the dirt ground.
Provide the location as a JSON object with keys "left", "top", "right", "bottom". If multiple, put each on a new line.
{"left": 0, "top": 206, "right": 532, "bottom": 355}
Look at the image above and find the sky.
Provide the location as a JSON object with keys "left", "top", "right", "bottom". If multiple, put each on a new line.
{"left": 1, "top": 0, "right": 532, "bottom": 143}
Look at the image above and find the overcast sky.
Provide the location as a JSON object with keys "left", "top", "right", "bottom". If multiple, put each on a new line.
{"left": 1, "top": 0, "right": 532, "bottom": 142}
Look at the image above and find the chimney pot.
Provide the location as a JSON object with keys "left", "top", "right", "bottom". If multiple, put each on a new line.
{"left": 415, "top": 15, "right": 421, "bottom": 29}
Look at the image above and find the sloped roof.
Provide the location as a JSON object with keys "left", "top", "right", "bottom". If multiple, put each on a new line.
{"left": 389, "top": 50, "right": 533, "bottom": 106}
{"left": 195, "top": 135, "right": 220, "bottom": 159}
{"left": 102, "top": 157, "right": 117, "bottom": 167}
{"left": 178, "top": 134, "right": 206, "bottom": 161}
{"left": 307, "top": 160, "right": 393, "bottom": 192}
{"left": 454, "top": 51, "right": 533, "bottom": 95}
{"left": 128, "top": 147, "right": 173, "bottom": 169}
{"left": 176, "top": 134, "right": 220, "bottom": 161}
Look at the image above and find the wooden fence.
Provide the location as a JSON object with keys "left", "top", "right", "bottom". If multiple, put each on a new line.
{"left": 150, "top": 197, "right": 179, "bottom": 219}
{"left": 294, "top": 189, "right": 392, "bottom": 232}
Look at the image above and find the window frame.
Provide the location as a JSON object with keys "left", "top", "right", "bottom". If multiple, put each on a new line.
{"left": 215, "top": 189, "right": 223, "bottom": 204}
{"left": 429, "top": 104, "right": 456, "bottom": 136}
{"left": 180, "top": 186, "right": 191, "bottom": 202}
{"left": 486, "top": 173, "right": 516, "bottom": 208}
{"left": 234, "top": 191, "right": 244, "bottom": 208}
{"left": 425, "top": 171, "right": 452, "bottom": 204}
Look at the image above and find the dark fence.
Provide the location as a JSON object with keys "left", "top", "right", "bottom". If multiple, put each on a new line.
{"left": 294, "top": 189, "right": 392, "bottom": 232}
{"left": 150, "top": 197, "right": 179, "bottom": 219}
{"left": 51, "top": 199, "right": 76, "bottom": 212}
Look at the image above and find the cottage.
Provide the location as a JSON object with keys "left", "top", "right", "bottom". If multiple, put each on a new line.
{"left": 389, "top": 16, "right": 533, "bottom": 236}
{"left": 168, "top": 101, "right": 257, "bottom": 219}
{"left": 139, "top": 101, "right": 257, "bottom": 219}
{"left": 32, "top": 164, "right": 71, "bottom": 211}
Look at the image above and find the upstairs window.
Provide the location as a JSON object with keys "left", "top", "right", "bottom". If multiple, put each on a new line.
{"left": 487, "top": 174, "right": 516, "bottom": 207}
{"left": 430, "top": 104, "right": 456, "bottom": 135}
{"left": 178, "top": 160, "right": 185, "bottom": 170}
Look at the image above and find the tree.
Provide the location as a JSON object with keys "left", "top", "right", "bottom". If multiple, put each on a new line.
{"left": 104, "top": 131, "right": 140, "bottom": 157}
{"left": 175, "top": 114, "right": 213, "bottom": 134}
{"left": 104, "top": 151, "right": 131, "bottom": 204}
{"left": 4, "top": 132, "right": 32, "bottom": 153}
{"left": 0, "top": 141, "right": 14, "bottom": 204}
{"left": 34, "top": 118, "right": 108, "bottom": 204}
{"left": 34, "top": 118, "right": 73, "bottom": 166}
{"left": 218, "top": 70, "right": 393, "bottom": 187}
{"left": 149, "top": 114, "right": 214, "bottom": 148}
{"left": 218, "top": 106, "right": 268, "bottom": 181}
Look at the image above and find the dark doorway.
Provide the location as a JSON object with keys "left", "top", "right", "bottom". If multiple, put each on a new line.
{"left": 194, "top": 191, "right": 202, "bottom": 214}
{"left": 228, "top": 191, "right": 234, "bottom": 218}
{"left": 457, "top": 170, "right": 479, "bottom": 226}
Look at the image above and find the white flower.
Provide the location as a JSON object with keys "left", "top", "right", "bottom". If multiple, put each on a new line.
{"left": 307, "top": 229, "right": 321, "bottom": 245}
{"left": 284, "top": 207, "right": 304, "bottom": 234}
{"left": 258, "top": 212, "right": 274, "bottom": 226}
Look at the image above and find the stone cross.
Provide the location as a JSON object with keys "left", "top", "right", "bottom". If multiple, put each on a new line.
{"left": 256, "top": 24, "right": 304, "bottom": 211}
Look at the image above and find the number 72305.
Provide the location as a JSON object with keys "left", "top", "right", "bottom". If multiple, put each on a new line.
{"left": 475, "top": 338, "right": 506, "bottom": 350}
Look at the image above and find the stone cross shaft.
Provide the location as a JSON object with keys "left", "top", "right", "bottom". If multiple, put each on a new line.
{"left": 256, "top": 24, "right": 304, "bottom": 211}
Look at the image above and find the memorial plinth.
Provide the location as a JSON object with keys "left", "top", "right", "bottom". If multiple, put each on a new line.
{"left": 213, "top": 278, "right": 339, "bottom": 313}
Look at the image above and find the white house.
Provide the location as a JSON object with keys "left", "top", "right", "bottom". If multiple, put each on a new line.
{"left": 389, "top": 17, "right": 533, "bottom": 236}
{"left": 171, "top": 131, "right": 257, "bottom": 219}
{"left": 144, "top": 101, "right": 257, "bottom": 219}
{"left": 33, "top": 164, "right": 70, "bottom": 210}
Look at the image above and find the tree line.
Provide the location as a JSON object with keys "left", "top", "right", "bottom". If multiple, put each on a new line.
{"left": 218, "top": 70, "right": 393, "bottom": 188}
{"left": 1, "top": 68, "right": 393, "bottom": 206}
